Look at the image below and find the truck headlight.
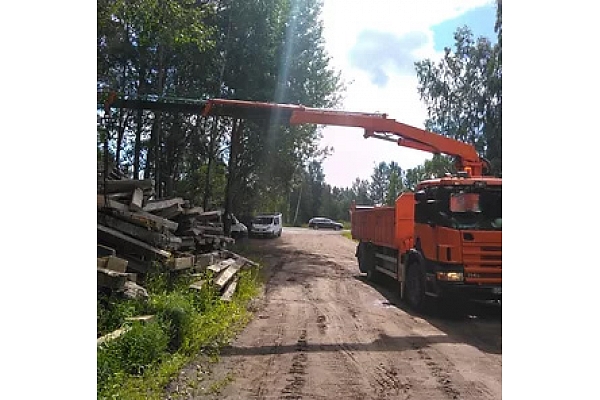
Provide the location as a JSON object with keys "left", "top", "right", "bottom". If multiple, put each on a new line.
{"left": 436, "top": 272, "right": 464, "bottom": 282}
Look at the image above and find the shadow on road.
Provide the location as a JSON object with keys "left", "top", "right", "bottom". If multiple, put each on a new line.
{"left": 221, "top": 333, "right": 459, "bottom": 357}
{"left": 230, "top": 235, "right": 501, "bottom": 356}
{"left": 356, "top": 274, "right": 502, "bottom": 355}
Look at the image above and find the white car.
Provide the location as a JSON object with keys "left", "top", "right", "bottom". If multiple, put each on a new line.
{"left": 250, "top": 213, "right": 283, "bottom": 238}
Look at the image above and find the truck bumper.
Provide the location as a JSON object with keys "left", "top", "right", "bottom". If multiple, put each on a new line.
{"left": 434, "top": 281, "right": 501, "bottom": 302}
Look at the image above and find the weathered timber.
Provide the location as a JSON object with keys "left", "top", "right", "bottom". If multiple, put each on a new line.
{"left": 214, "top": 259, "right": 244, "bottom": 289}
{"left": 183, "top": 206, "right": 204, "bottom": 215}
{"left": 117, "top": 255, "right": 155, "bottom": 273}
{"left": 220, "top": 276, "right": 239, "bottom": 302}
{"left": 100, "top": 179, "right": 153, "bottom": 194}
{"left": 97, "top": 195, "right": 129, "bottom": 212}
{"left": 125, "top": 315, "right": 155, "bottom": 324}
{"left": 207, "top": 258, "right": 236, "bottom": 273}
{"left": 169, "top": 255, "right": 195, "bottom": 271}
{"left": 189, "top": 280, "right": 205, "bottom": 291}
{"left": 97, "top": 268, "right": 128, "bottom": 290}
{"left": 97, "top": 224, "right": 171, "bottom": 260}
{"left": 195, "top": 252, "right": 219, "bottom": 269}
{"left": 97, "top": 257, "right": 108, "bottom": 269}
{"left": 98, "top": 213, "right": 173, "bottom": 248}
{"left": 195, "top": 210, "right": 222, "bottom": 220}
{"left": 121, "top": 281, "right": 149, "bottom": 300}
{"left": 97, "top": 255, "right": 129, "bottom": 273}
{"left": 203, "top": 234, "right": 234, "bottom": 243}
{"left": 97, "top": 327, "right": 131, "bottom": 345}
{"left": 142, "top": 197, "right": 185, "bottom": 213}
{"left": 97, "top": 244, "right": 116, "bottom": 258}
{"left": 108, "top": 208, "right": 179, "bottom": 232}
{"left": 130, "top": 188, "right": 144, "bottom": 211}
{"left": 178, "top": 236, "right": 196, "bottom": 250}
{"left": 222, "top": 250, "right": 259, "bottom": 268}
{"left": 154, "top": 203, "right": 184, "bottom": 219}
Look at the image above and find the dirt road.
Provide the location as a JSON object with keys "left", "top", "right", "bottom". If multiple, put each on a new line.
{"left": 170, "top": 227, "right": 501, "bottom": 399}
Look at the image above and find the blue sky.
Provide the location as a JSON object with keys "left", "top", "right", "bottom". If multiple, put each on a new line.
{"left": 431, "top": 4, "right": 498, "bottom": 51}
{"left": 319, "top": 0, "right": 498, "bottom": 188}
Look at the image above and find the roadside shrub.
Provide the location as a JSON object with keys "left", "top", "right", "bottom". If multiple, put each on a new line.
{"left": 151, "top": 291, "right": 196, "bottom": 351}
{"left": 97, "top": 320, "right": 169, "bottom": 393}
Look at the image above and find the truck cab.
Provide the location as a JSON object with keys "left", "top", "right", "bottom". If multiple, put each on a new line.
{"left": 410, "top": 176, "right": 502, "bottom": 305}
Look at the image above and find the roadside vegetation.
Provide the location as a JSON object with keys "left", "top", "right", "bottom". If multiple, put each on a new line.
{"left": 97, "top": 266, "right": 261, "bottom": 400}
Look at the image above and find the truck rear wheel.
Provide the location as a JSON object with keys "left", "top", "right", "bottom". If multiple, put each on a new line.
{"left": 405, "top": 261, "right": 429, "bottom": 312}
{"left": 357, "top": 242, "right": 375, "bottom": 279}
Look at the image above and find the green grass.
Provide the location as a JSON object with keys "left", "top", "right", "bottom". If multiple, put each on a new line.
{"left": 97, "top": 266, "right": 261, "bottom": 400}
{"left": 341, "top": 230, "right": 356, "bottom": 241}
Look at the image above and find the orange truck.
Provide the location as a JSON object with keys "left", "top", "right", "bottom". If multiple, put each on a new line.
{"left": 200, "top": 99, "right": 502, "bottom": 311}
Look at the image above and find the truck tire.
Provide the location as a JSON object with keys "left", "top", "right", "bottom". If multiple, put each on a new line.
{"left": 357, "top": 242, "right": 374, "bottom": 275}
{"left": 358, "top": 243, "right": 377, "bottom": 282}
{"left": 405, "top": 261, "right": 429, "bottom": 312}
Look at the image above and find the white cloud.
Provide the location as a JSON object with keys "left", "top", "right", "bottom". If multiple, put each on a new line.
{"left": 318, "top": 0, "right": 494, "bottom": 187}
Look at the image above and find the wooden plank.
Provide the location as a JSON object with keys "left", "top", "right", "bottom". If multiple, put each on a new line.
{"left": 116, "top": 255, "right": 154, "bottom": 274}
{"left": 98, "top": 213, "right": 171, "bottom": 248}
{"left": 207, "top": 258, "right": 236, "bottom": 273}
{"left": 130, "top": 188, "right": 144, "bottom": 211}
{"left": 221, "top": 250, "right": 259, "bottom": 268}
{"left": 142, "top": 197, "right": 185, "bottom": 213}
{"left": 169, "top": 255, "right": 195, "bottom": 271}
{"left": 214, "top": 259, "right": 244, "bottom": 289}
{"left": 154, "top": 203, "right": 184, "bottom": 219}
{"left": 195, "top": 252, "right": 217, "bottom": 269}
{"left": 183, "top": 206, "right": 204, "bottom": 215}
{"left": 100, "top": 179, "right": 153, "bottom": 194}
{"left": 125, "top": 315, "right": 155, "bottom": 324}
{"left": 189, "top": 280, "right": 205, "bottom": 291}
{"left": 196, "top": 210, "right": 223, "bottom": 219}
{"left": 97, "top": 244, "right": 116, "bottom": 258}
{"left": 97, "top": 327, "right": 131, "bottom": 345}
{"left": 105, "top": 256, "right": 129, "bottom": 273}
{"left": 97, "top": 257, "right": 108, "bottom": 269}
{"left": 97, "top": 268, "right": 128, "bottom": 290}
{"left": 108, "top": 208, "right": 179, "bottom": 232}
{"left": 178, "top": 236, "right": 196, "bottom": 250}
{"left": 220, "top": 276, "right": 239, "bottom": 302}
{"left": 97, "top": 224, "right": 171, "bottom": 259}
{"left": 97, "top": 195, "right": 129, "bottom": 212}
{"left": 203, "top": 234, "right": 234, "bottom": 243}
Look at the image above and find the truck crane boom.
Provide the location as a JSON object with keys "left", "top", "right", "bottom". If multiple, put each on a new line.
{"left": 201, "top": 99, "right": 490, "bottom": 176}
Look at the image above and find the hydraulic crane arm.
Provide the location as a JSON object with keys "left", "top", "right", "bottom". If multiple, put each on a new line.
{"left": 200, "top": 98, "right": 490, "bottom": 176}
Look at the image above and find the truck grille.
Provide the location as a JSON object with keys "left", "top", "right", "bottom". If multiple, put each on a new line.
{"left": 463, "top": 244, "right": 502, "bottom": 284}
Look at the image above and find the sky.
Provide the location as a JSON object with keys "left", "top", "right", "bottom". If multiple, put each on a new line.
{"left": 318, "top": 0, "right": 498, "bottom": 188}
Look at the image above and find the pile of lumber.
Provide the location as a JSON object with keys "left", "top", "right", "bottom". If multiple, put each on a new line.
{"left": 188, "top": 250, "right": 258, "bottom": 301}
{"left": 97, "top": 168, "right": 235, "bottom": 273}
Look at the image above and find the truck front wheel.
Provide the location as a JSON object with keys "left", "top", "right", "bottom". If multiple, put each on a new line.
{"left": 405, "top": 261, "right": 429, "bottom": 312}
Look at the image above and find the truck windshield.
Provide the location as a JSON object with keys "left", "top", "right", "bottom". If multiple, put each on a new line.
{"left": 254, "top": 217, "right": 273, "bottom": 225}
{"left": 438, "top": 186, "right": 501, "bottom": 231}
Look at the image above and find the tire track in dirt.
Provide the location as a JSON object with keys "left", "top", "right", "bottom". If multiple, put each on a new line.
{"left": 167, "top": 230, "right": 501, "bottom": 400}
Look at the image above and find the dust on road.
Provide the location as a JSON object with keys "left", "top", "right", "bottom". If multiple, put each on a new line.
{"left": 168, "top": 227, "right": 501, "bottom": 400}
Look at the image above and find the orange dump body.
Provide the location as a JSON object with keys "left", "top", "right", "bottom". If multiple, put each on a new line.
{"left": 350, "top": 192, "right": 415, "bottom": 252}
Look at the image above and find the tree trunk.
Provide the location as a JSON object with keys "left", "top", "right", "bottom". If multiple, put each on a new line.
{"left": 224, "top": 119, "right": 242, "bottom": 235}
{"left": 203, "top": 117, "right": 218, "bottom": 210}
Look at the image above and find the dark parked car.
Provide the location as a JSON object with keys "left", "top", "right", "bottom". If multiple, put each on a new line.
{"left": 308, "top": 217, "right": 343, "bottom": 230}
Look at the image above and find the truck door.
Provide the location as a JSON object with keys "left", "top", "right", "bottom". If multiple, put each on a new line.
{"left": 414, "top": 187, "right": 439, "bottom": 261}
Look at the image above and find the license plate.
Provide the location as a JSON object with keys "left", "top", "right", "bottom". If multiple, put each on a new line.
{"left": 492, "top": 287, "right": 502, "bottom": 295}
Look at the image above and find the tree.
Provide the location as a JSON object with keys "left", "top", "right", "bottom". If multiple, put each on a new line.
{"left": 403, "top": 154, "right": 454, "bottom": 191}
{"left": 369, "top": 162, "right": 389, "bottom": 205}
{"left": 414, "top": 1, "right": 502, "bottom": 175}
